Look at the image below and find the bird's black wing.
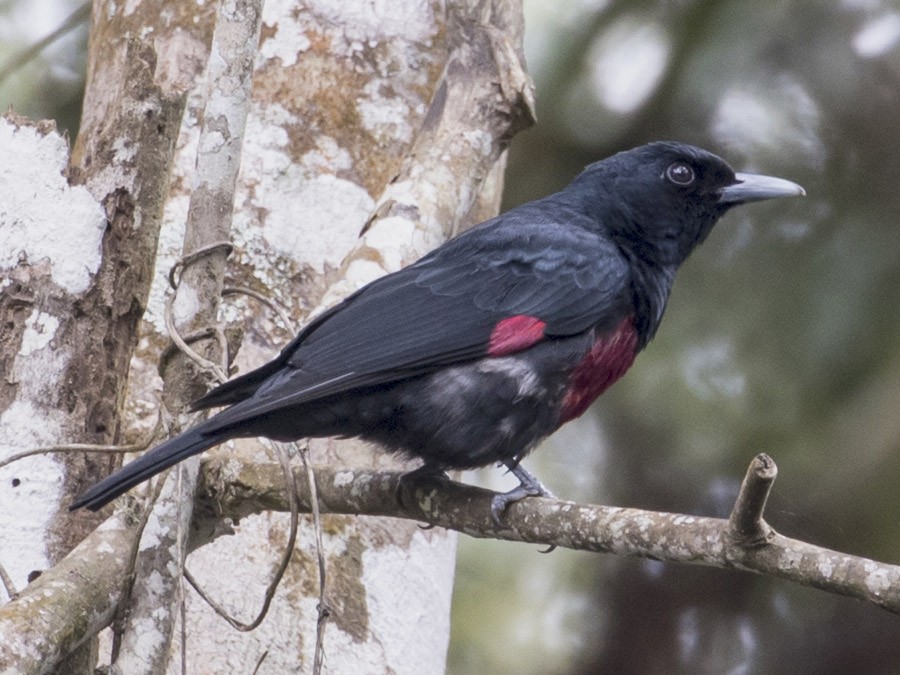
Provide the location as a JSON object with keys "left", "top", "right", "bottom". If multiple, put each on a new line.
{"left": 202, "top": 208, "right": 631, "bottom": 431}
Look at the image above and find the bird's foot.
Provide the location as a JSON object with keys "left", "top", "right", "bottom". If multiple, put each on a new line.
{"left": 489, "top": 462, "right": 555, "bottom": 528}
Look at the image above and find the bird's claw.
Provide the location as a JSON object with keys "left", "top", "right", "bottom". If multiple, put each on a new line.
{"left": 489, "top": 486, "right": 538, "bottom": 527}
{"left": 490, "top": 462, "right": 558, "bottom": 552}
{"left": 489, "top": 462, "right": 556, "bottom": 525}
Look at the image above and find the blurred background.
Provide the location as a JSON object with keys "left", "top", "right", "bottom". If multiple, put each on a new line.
{"left": 459, "top": 2, "right": 900, "bottom": 674}
{"left": 3, "top": 0, "right": 898, "bottom": 672}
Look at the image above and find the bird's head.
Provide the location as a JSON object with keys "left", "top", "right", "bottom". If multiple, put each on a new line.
{"left": 571, "top": 141, "right": 805, "bottom": 267}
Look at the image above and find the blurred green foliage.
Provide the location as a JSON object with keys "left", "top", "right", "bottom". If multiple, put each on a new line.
{"left": 455, "top": 1, "right": 900, "bottom": 673}
{"left": 0, "top": 0, "right": 86, "bottom": 135}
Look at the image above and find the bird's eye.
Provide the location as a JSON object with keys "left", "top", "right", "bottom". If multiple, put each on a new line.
{"left": 665, "top": 162, "right": 695, "bottom": 186}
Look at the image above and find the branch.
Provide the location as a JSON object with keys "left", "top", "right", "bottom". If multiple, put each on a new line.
{"left": 727, "top": 452, "right": 777, "bottom": 545}
{"left": 4, "top": 452, "right": 898, "bottom": 673}
{"left": 194, "top": 454, "right": 900, "bottom": 615}
{"left": 0, "top": 510, "right": 140, "bottom": 671}
{"left": 113, "top": 1, "right": 264, "bottom": 671}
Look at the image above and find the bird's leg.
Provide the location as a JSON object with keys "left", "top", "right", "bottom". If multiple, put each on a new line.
{"left": 490, "top": 461, "right": 556, "bottom": 528}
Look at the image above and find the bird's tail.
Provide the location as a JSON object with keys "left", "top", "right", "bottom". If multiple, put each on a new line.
{"left": 69, "top": 424, "right": 225, "bottom": 512}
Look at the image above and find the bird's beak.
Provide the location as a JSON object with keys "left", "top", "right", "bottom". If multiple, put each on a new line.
{"left": 718, "top": 173, "right": 806, "bottom": 205}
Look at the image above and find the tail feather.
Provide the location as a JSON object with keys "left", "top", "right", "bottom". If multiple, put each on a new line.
{"left": 190, "top": 360, "right": 282, "bottom": 411}
{"left": 69, "top": 426, "right": 225, "bottom": 512}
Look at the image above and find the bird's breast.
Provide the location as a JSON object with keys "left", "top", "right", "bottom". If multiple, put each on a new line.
{"left": 557, "top": 317, "right": 638, "bottom": 425}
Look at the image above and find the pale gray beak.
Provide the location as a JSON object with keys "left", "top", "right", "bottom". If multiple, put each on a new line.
{"left": 718, "top": 172, "right": 806, "bottom": 205}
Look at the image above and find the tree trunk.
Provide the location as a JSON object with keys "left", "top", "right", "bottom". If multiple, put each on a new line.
{"left": 0, "top": 0, "right": 532, "bottom": 672}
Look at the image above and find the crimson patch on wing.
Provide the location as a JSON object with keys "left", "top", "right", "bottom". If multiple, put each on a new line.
{"left": 487, "top": 315, "right": 547, "bottom": 357}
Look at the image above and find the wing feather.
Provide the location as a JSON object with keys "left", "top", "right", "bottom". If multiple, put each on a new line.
{"left": 201, "top": 209, "right": 632, "bottom": 432}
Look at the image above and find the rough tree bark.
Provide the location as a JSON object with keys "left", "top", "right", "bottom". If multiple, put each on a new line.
{"left": 0, "top": 0, "right": 533, "bottom": 673}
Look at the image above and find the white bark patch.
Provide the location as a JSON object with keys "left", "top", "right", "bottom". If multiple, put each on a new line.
{"left": 125, "top": 615, "right": 169, "bottom": 669}
{"left": 326, "top": 176, "right": 447, "bottom": 299}
{"left": 1, "top": 292, "right": 73, "bottom": 589}
{"left": 258, "top": 0, "right": 313, "bottom": 65}
{"left": 261, "top": 0, "right": 437, "bottom": 64}
{"left": 461, "top": 129, "right": 494, "bottom": 157}
{"left": 112, "top": 135, "right": 138, "bottom": 166}
{"left": 0, "top": 401, "right": 67, "bottom": 589}
{"left": 230, "top": 109, "right": 374, "bottom": 287}
{"left": 96, "top": 540, "right": 115, "bottom": 555}
{"left": 304, "top": 0, "right": 437, "bottom": 44}
{"left": 178, "top": 509, "right": 354, "bottom": 671}
{"left": 256, "top": 173, "right": 373, "bottom": 269}
{"left": 864, "top": 560, "right": 891, "bottom": 596}
{"left": 357, "top": 80, "right": 415, "bottom": 144}
{"left": 333, "top": 470, "right": 355, "bottom": 488}
{"left": 301, "top": 136, "right": 354, "bottom": 173}
{"left": 18, "top": 309, "right": 60, "bottom": 357}
{"left": 137, "top": 511, "right": 166, "bottom": 552}
{"left": 362, "top": 530, "right": 457, "bottom": 674}
{"left": 360, "top": 216, "right": 417, "bottom": 271}
{"left": 144, "top": 194, "right": 189, "bottom": 334}
{"left": 343, "top": 258, "right": 391, "bottom": 289}
{"left": 198, "top": 127, "right": 228, "bottom": 156}
{"left": 123, "top": 0, "right": 142, "bottom": 17}
{"left": 172, "top": 283, "right": 201, "bottom": 328}
{"left": 10, "top": 311, "right": 71, "bottom": 410}
{"left": 817, "top": 558, "right": 834, "bottom": 578}
{"left": 0, "top": 119, "right": 106, "bottom": 294}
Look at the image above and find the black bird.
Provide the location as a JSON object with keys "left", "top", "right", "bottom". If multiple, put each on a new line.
{"left": 71, "top": 142, "right": 804, "bottom": 519}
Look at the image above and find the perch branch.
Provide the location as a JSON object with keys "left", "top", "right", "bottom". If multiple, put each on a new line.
{"left": 4, "top": 453, "right": 898, "bottom": 674}
{"left": 194, "top": 455, "right": 900, "bottom": 615}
